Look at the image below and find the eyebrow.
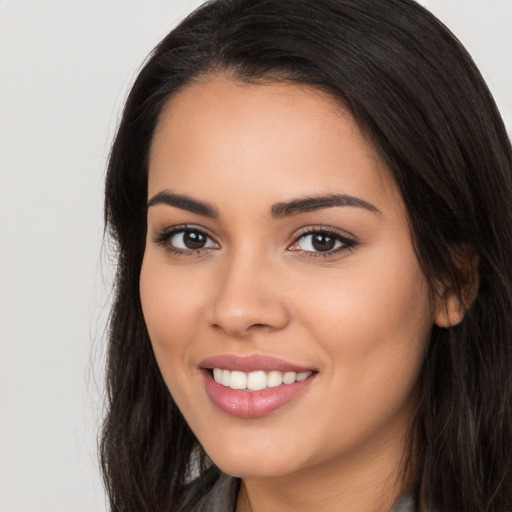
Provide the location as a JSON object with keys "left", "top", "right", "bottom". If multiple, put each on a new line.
{"left": 147, "top": 191, "right": 220, "bottom": 218}
{"left": 269, "top": 194, "right": 380, "bottom": 219}
{"left": 147, "top": 191, "right": 380, "bottom": 219}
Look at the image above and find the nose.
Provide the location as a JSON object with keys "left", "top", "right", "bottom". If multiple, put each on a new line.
{"left": 208, "top": 252, "right": 290, "bottom": 338}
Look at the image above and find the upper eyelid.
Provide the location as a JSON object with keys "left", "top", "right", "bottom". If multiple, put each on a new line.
{"left": 153, "top": 224, "right": 217, "bottom": 241}
{"left": 291, "top": 225, "right": 357, "bottom": 242}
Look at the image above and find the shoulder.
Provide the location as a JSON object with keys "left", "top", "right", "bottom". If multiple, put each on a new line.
{"left": 391, "top": 494, "right": 415, "bottom": 512}
{"left": 179, "top": 471, "right": 240, "bottom": 512}
{"left": 390, "top": 493, "right": 441, "bottom": 512}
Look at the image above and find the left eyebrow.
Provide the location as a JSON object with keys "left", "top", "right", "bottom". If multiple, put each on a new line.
{"left": 269, "top": 194, "right": 380, "bottom": 219}
{"left": 147, "top": 191, "right": 219, "bottom": 218}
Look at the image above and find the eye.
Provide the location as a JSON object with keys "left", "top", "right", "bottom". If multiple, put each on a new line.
{"left": 170, "top": 230, "right": 216, "bottom": 250}
{"left": 154, "top": 226, "right": 219, "bottom": 254}
{"left": 288, "top": 228, "right": 356, "bottom": 256}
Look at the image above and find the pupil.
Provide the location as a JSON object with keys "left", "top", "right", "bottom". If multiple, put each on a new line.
{"left": 184, "top": 231, "right": 206, "bottom": 249}
{"left": 312, "top": 233, "right": 335, "bottom": 251}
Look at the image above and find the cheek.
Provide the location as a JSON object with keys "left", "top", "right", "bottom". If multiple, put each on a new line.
{"left": 329, "top": 238, "right": 430, "bottom": 336}
{"left": 295, "top": 249, "right": 433, "bottom": 418}
{"left": 139, "top": 254, "right": 215, "bottom": 423}
{"left": 139, "top": 254, "right": 206, "bottom": 374}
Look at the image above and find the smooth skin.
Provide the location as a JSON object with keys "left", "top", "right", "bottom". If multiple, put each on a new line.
{"left": 140, "top": 77, "right": 464, "bottom": 512}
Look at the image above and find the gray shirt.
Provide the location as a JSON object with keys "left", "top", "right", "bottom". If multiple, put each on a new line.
{"left": 188, "top": 473, "right": 416, "bottom": 512}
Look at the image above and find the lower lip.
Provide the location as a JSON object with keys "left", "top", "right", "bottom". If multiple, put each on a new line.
{"left": 202, "top": 370, "right": 316, "bottom": 418}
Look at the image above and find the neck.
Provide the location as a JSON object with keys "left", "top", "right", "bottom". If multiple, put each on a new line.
{"left": 235, "top": 424, "right": 415, "bottom": 512}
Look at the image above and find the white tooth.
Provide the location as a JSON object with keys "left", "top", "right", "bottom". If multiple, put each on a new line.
{"left": 230, "top": 371, "right": 247, "bottom": 390}
{"left": 296, "top": 371, "right": 312, "bottom": 382}
{"left": 282, "top": 371, "right": 297, "bottom": 385}
{"left": 213, "top": 368, "right": 223, "bottom": 383}
{"left": 247, "top": 370, "right": 267, "bottom": 391}
{"left": 267, "top": 371, "right": 283, "bottom": 388}
{"left": 221, "top": 369, "right": 231, "bottom": 387}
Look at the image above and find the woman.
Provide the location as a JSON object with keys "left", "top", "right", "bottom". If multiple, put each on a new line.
{"left": 101, "top": 0, "right": 512, "bottom": 510}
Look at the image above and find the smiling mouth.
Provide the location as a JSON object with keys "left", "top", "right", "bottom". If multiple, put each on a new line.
{"left": 199, "top": 354, "right": 318, "bottom": 417}
{"left": 201, "top": 365, "right": 317, "bottom": 417}
{"left": 211, "top": 368, "right": 314, "bottom": 391}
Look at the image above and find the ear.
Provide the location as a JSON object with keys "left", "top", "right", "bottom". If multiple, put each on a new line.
{"left": 434, "top": 250, "right": 479, "bottom": 328}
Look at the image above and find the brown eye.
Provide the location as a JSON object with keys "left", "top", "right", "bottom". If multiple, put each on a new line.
{"left": 287, "top": 228, "right": 358, "bottom": 258}
{"left": 155, "top": 228, "right": 219, "bottom": 253}
{"left": 311, "top": 233, "right": 336, "bottom": 251}
{"left": 296, "top": 232, "right": 343, "bottom": 253}
{"left": 182, "top": 231, "right": 207, "bottom": 249}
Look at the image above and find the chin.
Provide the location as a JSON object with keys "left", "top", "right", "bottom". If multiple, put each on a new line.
{"left": 212, "top": 456, "right": 296, "bottom": 480}
{"left": 199, "top": 430, "right": 312, "bottom": 479}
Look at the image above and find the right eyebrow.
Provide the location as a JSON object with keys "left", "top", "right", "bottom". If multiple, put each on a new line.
{"left": 147, "top": 191, "right": 220, "bottom": 219}
{"left": 269, "top": 193, "right": 380, "bottom": 219}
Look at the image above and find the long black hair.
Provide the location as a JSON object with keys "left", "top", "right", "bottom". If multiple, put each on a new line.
{"left": 102, "top": 0, "right": 512, "bottom": 510}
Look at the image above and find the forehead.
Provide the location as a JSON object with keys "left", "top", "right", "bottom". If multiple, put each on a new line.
{"left": 148, "top": 77, "right": 399, "bottom": 213}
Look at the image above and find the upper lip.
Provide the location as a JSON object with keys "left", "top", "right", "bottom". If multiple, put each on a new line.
{"left": 199, "top": 354, "right": 315, "bottom": 373}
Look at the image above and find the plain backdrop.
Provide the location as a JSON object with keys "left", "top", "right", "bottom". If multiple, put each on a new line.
{"left": 0, "top": 1, "right": 510, "bottom": 511}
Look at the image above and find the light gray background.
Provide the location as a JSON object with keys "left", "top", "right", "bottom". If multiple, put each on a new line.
{"left": 0, "top": 1, "right": 510, "bottom": 511}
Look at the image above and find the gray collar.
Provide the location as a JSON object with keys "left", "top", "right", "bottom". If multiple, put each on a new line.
{"left": 189, "top": 473, "right": 417, "bottom": 512}
{"left": 391, "top": 493, "right": 415, "bottom": 512}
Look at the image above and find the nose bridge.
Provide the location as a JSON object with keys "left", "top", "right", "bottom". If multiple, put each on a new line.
{"left": 209, "top": 244, "right": 289, "bottom": 337}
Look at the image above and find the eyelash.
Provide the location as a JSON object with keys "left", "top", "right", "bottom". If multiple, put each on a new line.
{"left": 289, "top": 227, "right": 357, "bottom": 258}
{"left": 153, "top": 224, "right": 358, "bottom": 259}
{"left": 153, "top": 225, "right": 218, "bottom": 257}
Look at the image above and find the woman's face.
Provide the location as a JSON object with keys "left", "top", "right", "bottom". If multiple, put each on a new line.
{"left": 140, "top": 78, "right": 438, "bottom": 480}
